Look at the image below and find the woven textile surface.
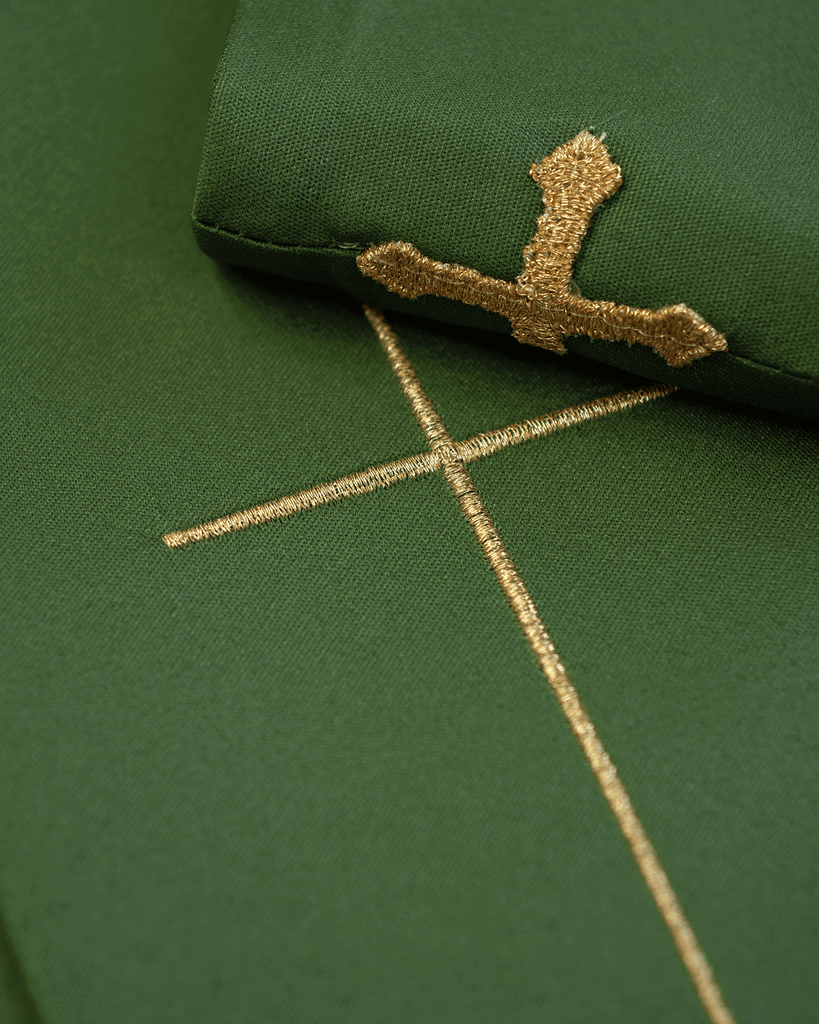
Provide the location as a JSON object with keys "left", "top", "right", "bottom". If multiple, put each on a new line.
{"left": 1, "top": 1, "right": 819, "bottom": 1022}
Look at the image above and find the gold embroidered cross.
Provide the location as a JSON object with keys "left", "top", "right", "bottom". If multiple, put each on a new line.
{"left": 161, "top": 308, "right": 735, "bottom": 1024}
{"left": 358, "top": 131, "right": 727, "bottom": 368}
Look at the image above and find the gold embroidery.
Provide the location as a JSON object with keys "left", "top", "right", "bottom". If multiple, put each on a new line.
{"left": 162, "top": 451, "right": 438, "bottom": 548}
{"left": 162, "top": 384, "right": 673, "bottom": 548}
{"left": 452, "top": 382, "right": 674, "bottom": 462}
{"left": 365, "top": 304, "right": 735, "bottom": 1024}
{"left": 163, "top": 299, "right": 733, "bottom": 1022}
{"left": 358, "top": 132, "right": 728, "bottom": 368}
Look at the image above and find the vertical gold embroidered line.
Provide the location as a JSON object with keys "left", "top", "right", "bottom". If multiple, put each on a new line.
{"left": 364, "top": 305, "right": 735, "bottom": 1024}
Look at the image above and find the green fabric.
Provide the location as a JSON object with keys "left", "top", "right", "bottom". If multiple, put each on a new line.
{"left": 2, "top": 1, "right": 819, "bottom": 1022}
{"left": 0, "top": 907, "right": 38, "bottom": 1024}
{"left": 193, "top": 0, "right": 819, "bottom": 420}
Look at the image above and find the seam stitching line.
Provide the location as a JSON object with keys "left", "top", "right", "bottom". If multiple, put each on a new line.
{"left": 364, "top": 304, "right": 735, "bottom": 1024}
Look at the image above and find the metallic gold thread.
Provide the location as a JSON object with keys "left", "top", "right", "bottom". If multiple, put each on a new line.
{"left": 162, "top": 385, "right": 673, "bottom": 548}
{"left": 451, "top": 382, "right": 674, "bottom": 462}
{"left": 364, "top": 305, "right": 735, "bottom": 1024}
{"left": 358, "top": 131, "right": 728, "bottom": 368}
{"left": 161, "top": 451, "right": 439, "bottom": 548}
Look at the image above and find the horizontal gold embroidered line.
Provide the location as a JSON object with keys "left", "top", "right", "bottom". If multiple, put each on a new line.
{"left": 451, "top": 382, "right": 675, "bottom": 462}
{"left": 365, "top": 304, "right": 735, "bottom": 1024}
{"left": 162, "top": 382, "right": 673, "bottom": 549}
{"left": 162, "top": 450, "right": 438, "bottom": 548}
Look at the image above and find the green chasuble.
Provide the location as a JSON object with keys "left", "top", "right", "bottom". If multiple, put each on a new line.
{"left": 0, "top": 2, "right": 817, "bottom": 1023}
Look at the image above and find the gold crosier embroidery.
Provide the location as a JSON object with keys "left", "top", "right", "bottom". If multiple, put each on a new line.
{"left": 357, "top": 131, "right": 728, "bottom": 368}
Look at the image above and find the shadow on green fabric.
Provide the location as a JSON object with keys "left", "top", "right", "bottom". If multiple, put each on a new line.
{"left": 0, "top": 903, "right": 42, "bottom": 1024}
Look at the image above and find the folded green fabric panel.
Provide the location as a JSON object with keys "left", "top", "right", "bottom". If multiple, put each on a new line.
{"left": 193, "top": 0, "right": 819, "bottom": 420}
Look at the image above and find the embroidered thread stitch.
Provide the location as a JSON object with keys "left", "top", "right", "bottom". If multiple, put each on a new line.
{"left": 162, "top": 382, "right": 674, "bottom": 547}
{"left": 364, "top": 305, "right": 735, "bottom": 1024}
{"left": 358, "top": 131, "right": 728, "bottom": 368}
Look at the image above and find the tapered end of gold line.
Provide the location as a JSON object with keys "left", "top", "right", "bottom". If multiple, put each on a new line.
{"left": 163, "top": 525, "right": 221, "bottom": 547}
{"left": 358, "top": 242, "right": 438, "bottom": 300}
{"left": 649, "top": 304, "right": 729, "bottom": 368}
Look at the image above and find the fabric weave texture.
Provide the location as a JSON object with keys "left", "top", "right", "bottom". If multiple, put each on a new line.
{"left": 1, "top": 1, "right": 818, "bottom": 1022}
